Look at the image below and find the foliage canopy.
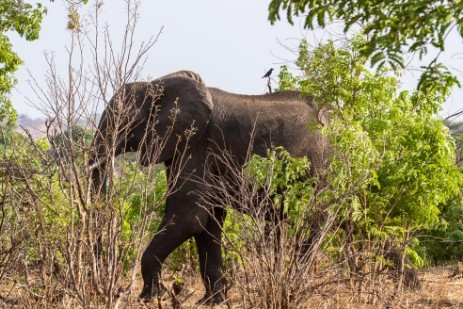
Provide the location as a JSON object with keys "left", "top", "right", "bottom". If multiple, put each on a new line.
{"left": 277, "top": 37, "right": 463, "bottom": 264}
{"left": 268, "top": 0, "right": 463, "bottom": 95}
{"left": 0, "top": 0, "right": 47, "bottom": 123}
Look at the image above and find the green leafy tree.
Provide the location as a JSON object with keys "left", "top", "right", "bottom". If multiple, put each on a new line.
{"left": 420, "top": 121, "right": 463, "bottom": 264}
{"left": 0, "top": 1, "right": 89, "bottom": 124}
{"left": 0, "top": 122, "right": 18, "bottom": 146}
{"left": 246, "top": 146, "right": 314, "bottom": 229}
{"left": 421, "top": 197, "right": 463, "bottom": 264}
{"left": 0, "top": 0, "right": 47, "bottom": 123}
{"left": 278, "top": 37, "right": 463, "bottom": 266}
{"left": 268, "top": 0, "right": 462, "bottom": 95}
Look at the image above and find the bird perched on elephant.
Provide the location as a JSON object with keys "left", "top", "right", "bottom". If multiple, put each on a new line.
{"left": 89, "top": 70, "right": 331, "bottom": 304}
{"left": 262, "top": 68, "right": 274, "bottom": 78}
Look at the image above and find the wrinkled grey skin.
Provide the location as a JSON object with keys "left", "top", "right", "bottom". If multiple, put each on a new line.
{"left": 89, "top": 71, "right": 331, "bottom": 304}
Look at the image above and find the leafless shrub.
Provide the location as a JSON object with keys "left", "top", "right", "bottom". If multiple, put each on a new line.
{"left": 193, "top": 145, "right": 332, "bottom": 308}
{"left": 0, "top": 1, "right": 193, "bottom": 308}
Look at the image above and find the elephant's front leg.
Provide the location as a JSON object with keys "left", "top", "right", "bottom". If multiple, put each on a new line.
{"left": 194, "top": 207, "right": 227, "bottom": 304}
{"left": 139, "top": 223, "right": 191, "bottom": 300}
{"left": 139, "top": 195, "right": 209, "bottom": 301}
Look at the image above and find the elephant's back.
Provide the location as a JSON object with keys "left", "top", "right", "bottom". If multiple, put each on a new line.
{"left": 207, "top": 87, "right": 331, "bottom": 178}
{"left": 207, "top": 88, "right": 326, "bottom": 125}
{"left": 207, "top": 87, "right": 315, "bottom": 110}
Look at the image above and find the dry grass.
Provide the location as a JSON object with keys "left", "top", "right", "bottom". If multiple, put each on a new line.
{"left": 300, "top": 267, "right": 463, "bottom": 309}
{"left": 192, "top": 266, "right": 461, "bottom": 309}
{"left": 87, "top": 264, "right": 462, "bottom": 309}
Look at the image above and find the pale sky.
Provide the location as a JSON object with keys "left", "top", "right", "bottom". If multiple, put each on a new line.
{"left": 10, "top": 0, "right": 462, "bottom": 119}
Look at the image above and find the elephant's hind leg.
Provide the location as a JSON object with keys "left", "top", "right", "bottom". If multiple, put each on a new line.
{"left": 194, "top": 207, "right": 227, "bottom": 304}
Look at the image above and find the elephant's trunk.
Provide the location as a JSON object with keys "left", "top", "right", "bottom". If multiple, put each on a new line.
{"left": 88, "top": 138, "right": 109, "bottom": 260}
{"left": 89, "top": 116, "right": 112, "bottom": 197}
{"left": 89, "top": 155, "right": 107, "bottom": 196}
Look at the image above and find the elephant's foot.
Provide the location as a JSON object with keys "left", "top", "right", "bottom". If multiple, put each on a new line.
{"left": 139, "top": 282, "right": 170, "bottom": 302}
{"left": 196, "top": 291, "right": 226, "bottom": 305}
{"left": 139, "top": 284, "right": 157, "bottom": 302}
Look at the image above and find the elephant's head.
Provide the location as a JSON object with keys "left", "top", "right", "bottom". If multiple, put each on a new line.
{"left": 89, "top": 70, "right": 213, "bottom": 195}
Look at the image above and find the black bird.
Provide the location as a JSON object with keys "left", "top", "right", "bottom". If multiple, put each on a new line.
{"left": 262, "top": 68, "right": 274, "bottom": 78}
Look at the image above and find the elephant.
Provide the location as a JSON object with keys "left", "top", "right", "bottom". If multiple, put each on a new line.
{"left": 89, "top": 70, "right": 331, "bottom": 304}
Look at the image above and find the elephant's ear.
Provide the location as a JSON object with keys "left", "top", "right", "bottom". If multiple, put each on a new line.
{"left": 139, "top": 73, "right": 213, "bottom": 166}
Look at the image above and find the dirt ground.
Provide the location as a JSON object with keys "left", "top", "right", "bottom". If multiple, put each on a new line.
{"left": 0, "top": 265, "right": 462, "bottom": 308}
{"left": 129, "top": 265, "right": 463, "bottom": 309}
